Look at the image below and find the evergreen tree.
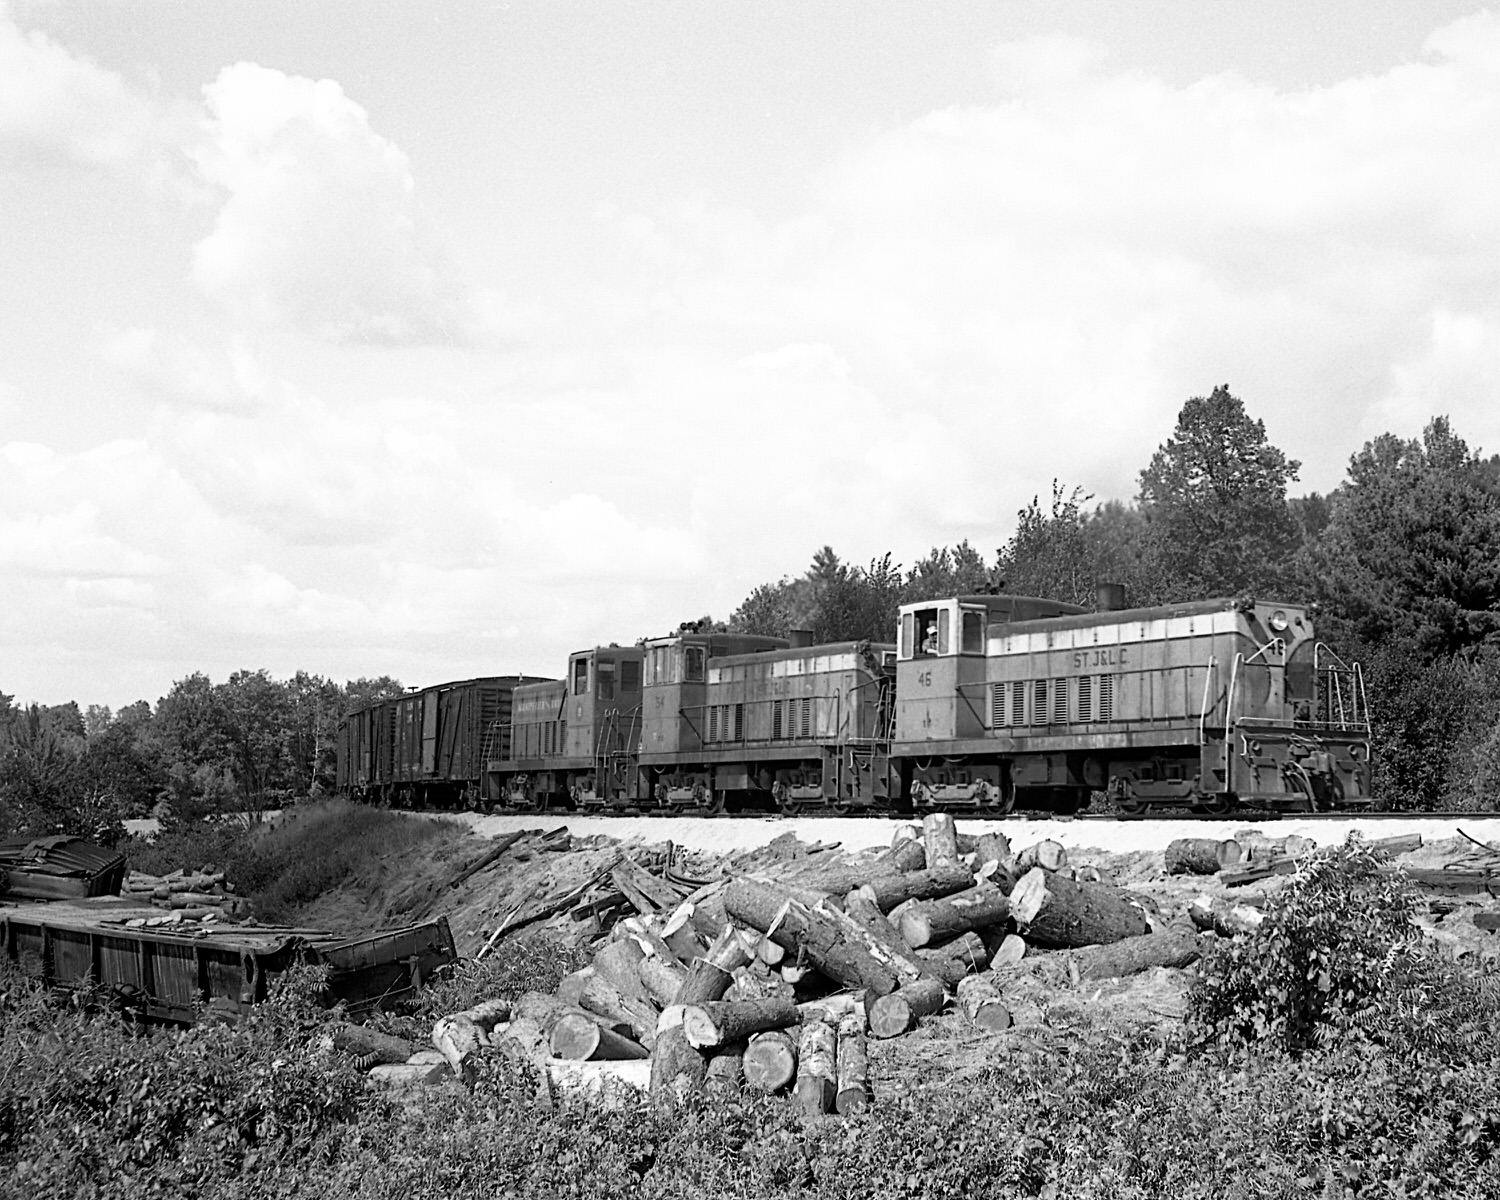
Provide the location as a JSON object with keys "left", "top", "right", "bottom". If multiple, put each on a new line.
{"left": 1139, "top": 385, "right": 1301, "bottom": 597}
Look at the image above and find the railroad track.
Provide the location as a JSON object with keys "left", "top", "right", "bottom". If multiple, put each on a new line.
{"left": 432, "top": 809, "right": 1500, "bottom": 856}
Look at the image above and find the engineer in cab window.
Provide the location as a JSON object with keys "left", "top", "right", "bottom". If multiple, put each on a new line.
{"left": 921, "top": 622, "right": 939, "bottom": 656}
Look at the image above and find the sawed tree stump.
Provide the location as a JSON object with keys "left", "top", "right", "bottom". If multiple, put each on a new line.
{"left": 1008, "top": 867, "right": 1150, "bottom": 948}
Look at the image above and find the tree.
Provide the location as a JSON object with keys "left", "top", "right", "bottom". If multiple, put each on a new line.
{"left": 728, "top": 578, "right": 802, "bottom": 639}
{"left": 996, "top": 483, "right": 1096, "bottom": 606}
{"left": 1080, "top": 500, "right": 1168, "bottom": 607}
{"left": 1138, "top": 385, "right": 1302, "bottom": 598}
{"left": 341, "top": 676, "right": 406, "bottom": 716}
{"left": 1304, "top": 417, "right": 1500, "bottom": 657}
{"left": 902, "top": 541, "right": 992, "bottom": 602}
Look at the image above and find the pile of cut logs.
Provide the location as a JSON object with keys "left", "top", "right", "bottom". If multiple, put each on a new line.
{"left": 121, "top": 868, "right": 246, "bottom": 925}
{"left": 415, "top": 816, "right": 1211, "bottom": 1116}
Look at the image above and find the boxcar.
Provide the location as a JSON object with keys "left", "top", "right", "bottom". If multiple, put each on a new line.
{"left": 337, "top": 676, "right": 546, "bottom": 808}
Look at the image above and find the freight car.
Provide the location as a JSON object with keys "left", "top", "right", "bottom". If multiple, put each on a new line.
{"left": 335, "top": 588, "right": 1372, "bottom": 818}
{"left": 336, "top": 675, "right": 548, "bottom": 809}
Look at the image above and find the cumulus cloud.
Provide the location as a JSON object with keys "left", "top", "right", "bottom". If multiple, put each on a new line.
{"left": 191, "top": 63, "right": 477, "bottom": 346}
{"left": 0, "top": 8, "right": 178, "bottom": 174}
{"left": 103, "top": 328, "right": 264, "bottom": 412}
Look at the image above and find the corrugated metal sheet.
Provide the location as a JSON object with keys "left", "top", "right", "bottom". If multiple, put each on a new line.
{"left": 0, "top": 837, "right": 127, "bottom": 899}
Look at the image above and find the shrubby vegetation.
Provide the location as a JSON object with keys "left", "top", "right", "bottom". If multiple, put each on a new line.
{"left": 0, "top": 673, "right": 405, "bottom": 846}
{"left": 4, "top": 843, "right": 1498, "bottom": 1197}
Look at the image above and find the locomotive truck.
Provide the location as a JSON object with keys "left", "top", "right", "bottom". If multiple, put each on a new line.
{"left": 335, "top": 589, "right": 1371, "bottom": 816}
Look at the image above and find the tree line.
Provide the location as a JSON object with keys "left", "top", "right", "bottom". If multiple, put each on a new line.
{"left": 4, "top": 384, "right": 1499, "bottom": 839}
{"left": 0, "top": 673, "right": 405, "bottom": 845}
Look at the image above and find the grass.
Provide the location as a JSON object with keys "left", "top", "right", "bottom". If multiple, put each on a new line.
{"left": 124, "top": 799, "right": 467, "bottom": 925}
{"left": 226, "top": 800, "right": 465, "bottom": 924}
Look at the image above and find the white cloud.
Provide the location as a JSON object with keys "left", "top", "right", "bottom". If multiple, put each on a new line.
{"left": 102, "top": 328, "right": 263, "bottom": 412}
{"left": 191, "top": 63, "right": 477, "bottom": 346}
{"left": 0, "top": 8, "right": 179, "bottom": 174}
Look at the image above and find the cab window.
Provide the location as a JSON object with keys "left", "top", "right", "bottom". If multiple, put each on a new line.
{"left": 961, "top": 608, "right": 984, "bottom": 653}
{"left": 914, "top": 608, "right": 941, "bottom": 656}
{"left": 572, "top": 658, "right": 589, "bottom": 694}
{"left": 938, "top": 608, "right": 950, "bottom": 654}
{"left": 900, "top": 612, "right": 914, "bottom": 658}
{"left": 684, "top": 646, "right": 705, "bottom": 682}
{"left": 597, "top": 660, "right": 615, "bottom": 702}
{"left": 621, "top": 659, "right": 641, "bottom": 692}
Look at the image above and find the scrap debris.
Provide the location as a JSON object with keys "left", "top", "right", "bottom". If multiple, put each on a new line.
{"left": 361, "top": 816, "right": 1212, "bottom": 1110}
{"left": 329, "top": 819, "right": 1500, "bottom": 1105}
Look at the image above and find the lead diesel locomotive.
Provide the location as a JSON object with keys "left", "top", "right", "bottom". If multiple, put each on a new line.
{"left": 336, "top": 590, "right": 1372, "bottom": 816}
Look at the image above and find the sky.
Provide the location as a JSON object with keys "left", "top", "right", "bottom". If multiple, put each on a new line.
{"left": 3, "top": 1, "right": 1499, "bottom": 710}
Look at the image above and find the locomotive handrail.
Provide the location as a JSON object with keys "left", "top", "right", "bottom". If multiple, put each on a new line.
{"left": 1198, "top": 655, "right": 1219, "bottom": 746}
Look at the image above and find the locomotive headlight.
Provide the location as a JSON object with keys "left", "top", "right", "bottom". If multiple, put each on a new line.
{"left": 1268, "top": 610, "right": 1289, "bottom": 632}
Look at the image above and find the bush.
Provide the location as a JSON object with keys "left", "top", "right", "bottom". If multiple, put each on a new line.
{"left": 1188, "top": 837, "right": 1430, "bottom": 1053}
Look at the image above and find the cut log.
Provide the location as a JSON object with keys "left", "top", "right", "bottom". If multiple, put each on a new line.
{"left": 1068, "top": 926, "right": 1203, "bottom": 980}
{"left": 725, "top": 966, "right": 794, "bottom": 1003}
{"left": 797, "top": 991, "right": 867, "bottom": 1024}
{"left": 724, "top": 878, "right": 898, "bottom": 997}
{"left": 330, "top": 1022, "right": 417, "bottom": 1067}
{"left": 856, "top": 863, "right": 978, "bottom": 914}
{"left": 756, "top": 936, "right": 786, "bottom": 967}
{"left": 829, "top": 890, "right": 934, "bottom": 984}
{"left": 780, "top": 961, "right": 814, "bottom": 986}
{"left": 495, "top": 1015, "right": 550, "bottom": 1071}
{"left": 915, "top": 930, "right": 991, "bottom": 985}
{"left": 675, "top": 925, "right": 751, "bottom": 1004}
{"left": 591, "top": 938, "right": 651, "bottom": 1004}
{"left": 795, "top": 1020, "right": 837, "bottom": 1118}
{"left": 1235, "top": 832, "right": 1315, "bottom": 862}
{"left": 428, "top": 998, "right": 512, "bottom": 1075}
{"left": 681, "top": 997, "right": 800, "bottom": 1050}
{"left": 990, "top": 933, "right": 1026, "bottom": 968}
{"left": 835, "top": 1012, "right": 869, "bottom": 1115}
{"left": 649, "top": 1024, "right": 706, "bottom": 1103}
{"left": 1008, "top": 868, "right": 1150, "bottom": 948}
{"left": 638, "top": 956, "right": 688, "bottom": 1008}
{"left": 974, "top": 832, "right": 1014, "bottom": 872}
{"left": 743, "top": 1028, "right": 798, "bottom": 1092}
{"left": 1187, "top": 894, "right": 1265, "bottom": 937}
{"left": 556, "top": 967, "right": 595, "bottom": 1007}
{"left": 664, "top": 921, "right": 707, "bottom": 965}
{"left": 922, "top": 813, "right": 960, "bottom": 867}
{"left": 1365, "top": 832, "right": 1422, "bottom": 857}
{"left": 867, "top": 977, "right": 946, "bottom": 1038}
{"left": 579, "top": 976, "right": 658, "bottom": 1050}
{"left": 548, "top": 1014, "right": 650, "bottom": 1061}
{"left": 1016, "top": 840, "right": 1068, "bottom": 873}
{"left": 883, "top": 839, "right": 926, "bottom": 873}
{"left": 928, "top": 929, "right": 988, "bottom": 963}
{"left": 1164, "top": 838, "right": 1242, "bottom": 876}
{"left": 705, "top": 1042, "right": 746, "bottom": 1097}
{"left": 688, "top": 889, "right": 731, "bottom": 942}
{"left": 898, "top": 883, "right": 1010, "bottom": 949}
{"left": 955, "top": 973, "right": 1011, "bottom": 1032}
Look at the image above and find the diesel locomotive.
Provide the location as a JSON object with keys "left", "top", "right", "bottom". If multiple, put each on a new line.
{"left": 335, "top": 589, "right": 1372, "bottom": 816}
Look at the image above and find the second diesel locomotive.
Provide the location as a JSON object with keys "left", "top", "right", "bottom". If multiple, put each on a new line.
{"left": 335, "top": 588, "right": 1373, "bottom": 816}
